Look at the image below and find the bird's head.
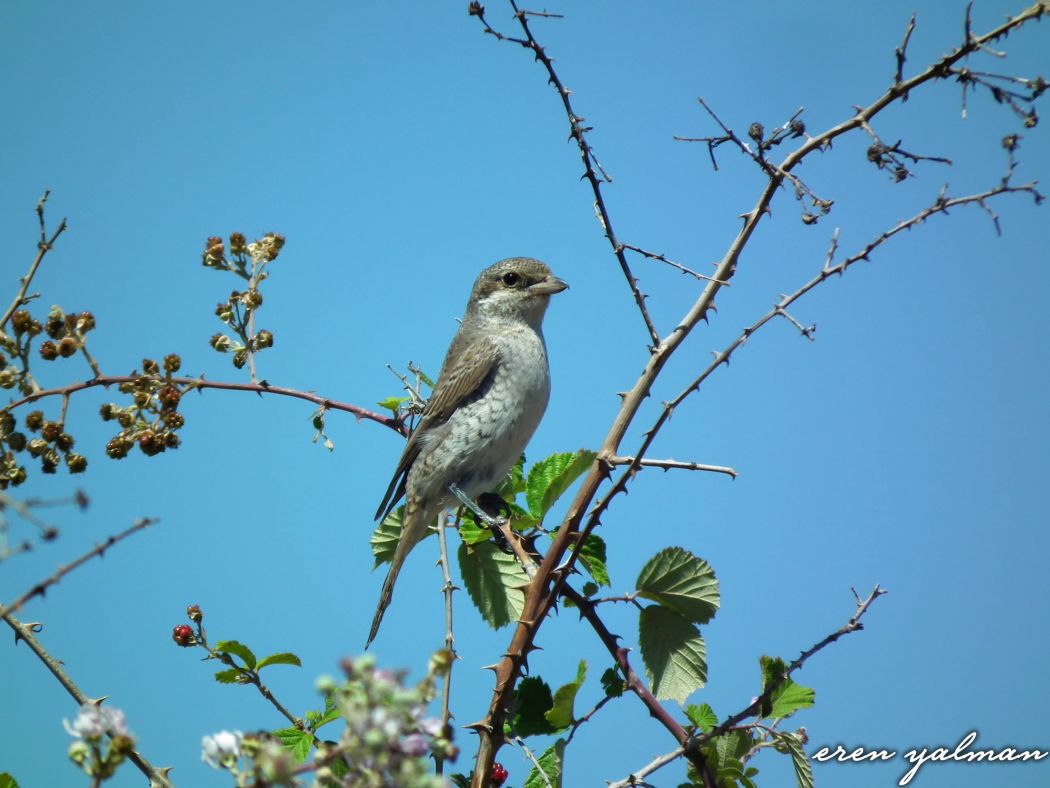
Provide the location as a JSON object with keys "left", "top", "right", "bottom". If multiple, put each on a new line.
{"left": 467, "top": 257, "right": 568, "bottom": 327}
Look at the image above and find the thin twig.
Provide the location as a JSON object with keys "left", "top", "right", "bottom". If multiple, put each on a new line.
{"left": 435, "top": 514, "right": 457, "bottom": 776}
{"left": 4, "top": 518, "right": 157, "bottom": 616}
{"left": 1, "top": 192, "right": 68, "bottom": 331}
{"left": 607, "top": 746, "right": 684, "bottom": 788}
{"left": 619, "top": 244, "right": 729, "bottom": 285}
{"left": 689, "top": 585, "right": 887, "bottom": 751}
{"left": 607, "top": 456, "right": 737, "bottom": 479}
{"left": 894, "top": 13, "right": 917, "bottom": 88}
{"left": 473, "top": 2, "right": 661, "bottom": 347}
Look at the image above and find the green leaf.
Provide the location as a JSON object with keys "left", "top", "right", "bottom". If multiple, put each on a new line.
{"left": 510, "top": 676, "right": 556, "bottom": 737}
{"left": 758, "top": 656, "right": 815, "bottom": 718}
{"left": 600, "top": 667, "right": 624, "bottom": 698}
{"left": 256, "top": 652, "right": 302, "bottom": 671}
{"left": 272, "top": 726, "right": 314, "bottom": 763}
{"left": 684, "top": 702, "right": 718, "bottom": 733}
{"left": 545, "top": 660, "right": 587, "bottom": 730}
{"left": 578, "top": 534, "right": 610, "bottom": 587}
{"left": 458, "top": 541, "right": 528, "bottom": 628}
{"left": 638, "top": 606, "right": 707, "bottom": 703}
{"left": 0, "top": 773, "right": 21, "bottom": 788}
{"left": 771, "top": 679, "right": 815, "bottom": 719}
{"left": 704, "top": 730, "right": 753, "bottom": 774}
{"left": 773, "top": 731, "right": 815, "bottom": 788}
{"left": 636, "top": 546, "right": 719, "bottom": 624}
{"left": 524, "top": 738, "right": 565, "bottom": 788}
{"left": 377, "top": 395, "right": 410, "bottom": 413}
{"left": 581, "top": 581, "right": 599, "bottom": 598}
{"left": 458, "top": 510, "right": 492, "bottom": 545}
{"left": 448, "top": 776, "right": 471, "bottom": 788}
{"left": 370, "top": 506, "right": 436, "bottom": 568}
{"left": 214, "top": 640, "right": 256, "bottom": 670}
{"left": 525, "top": 450, "right": 596, "bottom": 521}
{"left": 213, "top": 667, "right": 245, "bottom": 684}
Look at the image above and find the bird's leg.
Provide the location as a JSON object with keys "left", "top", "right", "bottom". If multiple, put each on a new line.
{"left": 448, "top": 484, "right": 507, "bottom": 529}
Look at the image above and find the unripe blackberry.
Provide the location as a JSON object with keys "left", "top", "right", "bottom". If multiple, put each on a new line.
{"left": 163, "top": 353, "right": 181, "bottom": 373}
{"left": 163, "top": 411, "right": 185, "bottom": 430}
{"left": 99, "top": 403, "right": 116, "bottom": 421}
{"left": 7, "top": 432, "right": 26, "bottom": 452}
{"left": 24, "top": 411, "right": 44, "bottom": 431}
{"left": 106, "top": 436, "right": 131, "bottom": 459}
{"left": 27, "top": 438, "right": 47, "bottom": 457}
{"left": 45, "top": 313, "right": 66, "bottom": 339}
{"left": 58, "top": 337, "right": 77, "bottom": 357}
{"left": 40, "top": 422, "right": 62, "bottom": 442}
{"left": 55, "top": 432, "right": 75, "bottom": 451}
{"left": 65, "top": 453, "right": 87, "bottom": 473}
{"left": 11, "top": 310, "right": 32, "bottom": 334}
{"left": 254, "top": 330, "right": 274, "bottom": 349}
{"left": 158, "top": 386, "right": 181, "bottom": 410}
{"left": 39, "top": 341, "right": 59, "bottom": 360}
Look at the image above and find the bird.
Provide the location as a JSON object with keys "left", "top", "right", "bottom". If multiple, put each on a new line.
{"left": 367, "top": 257, "right": 568, "bottom": 648}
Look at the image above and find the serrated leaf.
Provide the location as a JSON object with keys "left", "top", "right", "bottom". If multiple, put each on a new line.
{"left": 774, "top": 731, "right": 814, "bottom": 788}
{"left": 525, "top": 450, "right": 596, "bottom": 521}
{"left": 370, "top": 506, "right": 436, "bottom": 568}
{"left": 458, "top": 510, "right": 492, "bottom": 545}
{"left": 448, "top": 774, "right": 471, "bottom": 788}
{"left": 0, "top": 773, "right": 21, "bottom": 788}
{"left": 638, "top": 606, "right": 707, "bottom": 703}
{"left": 524, "top": 738, "right": 565, "bottom": 788}
{"left": 377, "top": 395, "right": 410, "bottom": 413}
{"left": 214, "top": 640, "right": 256, "bottom": 670}
{"left": 578, "top": 534, "right": 610, "bottom": 587}
{"left": 600, "top": 667, "right": 624, "bottom": 698}
{"left": 636, "top": 546, "right": 719, "bottom": 624}
{"left": 581, "top": 581, "right": 599, "bottom": 597}
{"left": 705, "top": 730, "right": 753, "bottom": 773}
{"left": 273, "top": 726, "right": 314, "bottom": 763}
{"left": 256, "top": 652, "right": 302, "bottom": 671}
{"left": 458, "top": 541, "right": 528, "bottom": 628}
{"left": 684, "top": 702, "right": 718, "bottom": 732}
{"left": 213, "top": 667, "right": 244, "bottom": 684}
{"left": 545, "top": 660, "right": 587, "bottom": 730}
{"left": 510, "top": 676, "right": 556, "bottom": 737}
{"left": 770, "top": 679, "right": 815, "bottom": 719}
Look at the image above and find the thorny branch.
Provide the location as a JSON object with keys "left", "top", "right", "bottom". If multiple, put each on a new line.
{"left": 471, "top": 0, "right": 661, "bottom": 347}
{"left": 608, "top": 585, "right": 886, "bottom": 787}
{"left": 4, "top": 517, "right": 157, "bottom": 616}
{"left": 466, "top": 2, "right": 1046, "bottom": 783}
{"left": 0, "top": 191, "right": 68, "bottom": 332}
{"left": 561, "top": 584, "right": 717, "bottom": 787}
{"left": 2, "top": 375, "right": 404, "bottom": 435}
{"left": 1, "top": 608, "right": 173, "bottom": 787}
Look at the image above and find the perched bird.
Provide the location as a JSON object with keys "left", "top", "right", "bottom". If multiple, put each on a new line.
{"left": 368, "top": 257, "right": 568, "bottom": 647}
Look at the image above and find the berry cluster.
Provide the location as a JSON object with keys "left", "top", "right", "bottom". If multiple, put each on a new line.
{"left": 100, "top": 354, "right": 187, "bottom": 459}
{"left": 202, "top": 232, "right": 284, "bottom": 372}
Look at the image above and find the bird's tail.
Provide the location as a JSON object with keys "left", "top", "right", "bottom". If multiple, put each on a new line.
{"left": 365, "top": 503, "right": 428, "bottom": 649}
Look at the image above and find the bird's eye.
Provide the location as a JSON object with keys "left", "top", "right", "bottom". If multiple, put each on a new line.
{"left": 501, "top": 272, "right": 520, "bottom": 287}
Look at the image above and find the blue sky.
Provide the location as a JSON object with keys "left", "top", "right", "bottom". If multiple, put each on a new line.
{"left": 1, "top": 2, "right": 1047, "bottom": 787}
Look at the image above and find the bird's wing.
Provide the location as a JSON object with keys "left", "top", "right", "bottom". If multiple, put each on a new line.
{"left": 373, "top": 333, "right": 500, "bottom": 522}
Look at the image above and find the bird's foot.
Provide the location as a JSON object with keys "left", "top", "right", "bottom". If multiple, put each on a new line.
{"left": 449, "top": 484, "right": 508, "bottom": 529}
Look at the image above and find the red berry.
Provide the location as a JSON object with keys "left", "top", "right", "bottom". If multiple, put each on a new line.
{"left": 490, "top": 763, "right": 508, "bottom": 786}
{"left": 172, "top": 624, "right": 194, "bottom": 647}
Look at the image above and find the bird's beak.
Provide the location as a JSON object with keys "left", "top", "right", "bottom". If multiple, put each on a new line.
{"left": 531, "top": 276, "right": 569, "bottom": 295}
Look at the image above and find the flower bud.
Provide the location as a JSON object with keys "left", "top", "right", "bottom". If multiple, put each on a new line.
{"left": 187, "top": 604, "right": 202, "bottom": 623}
{"left": 142, "top": 358, "right": 159, "bottom": 375}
